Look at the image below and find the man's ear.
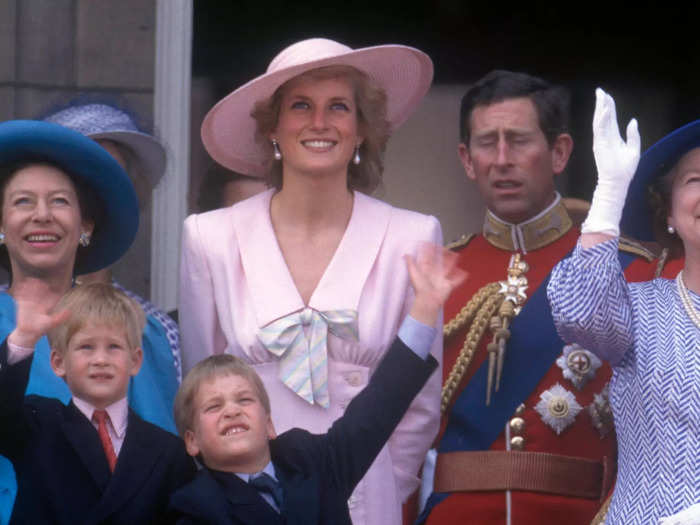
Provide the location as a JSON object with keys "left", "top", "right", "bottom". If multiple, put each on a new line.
{"left": 551, "top": 133, "right": 573, "bottom": 175}
{"left": 457, "top": 143, "right": 476, "bottom": 181}
{"left": 184, "top": 429, "right": 200, "bottom": 458}
{"left": 50, "top": 349, "right": 66, "bottom": 378}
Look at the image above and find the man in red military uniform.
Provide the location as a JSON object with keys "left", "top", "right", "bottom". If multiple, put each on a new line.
{"left": 419, "top": 70, "right": 657, "bottom": 525}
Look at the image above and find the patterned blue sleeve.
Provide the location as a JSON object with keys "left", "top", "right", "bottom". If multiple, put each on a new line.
{"left": 114, "top": 282, "right": 181, "bottom": 383}
{"left": 547, "top": 238, "right": 634, "bottom": 365}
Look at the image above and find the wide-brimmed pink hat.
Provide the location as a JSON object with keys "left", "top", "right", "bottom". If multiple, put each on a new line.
{"left": 201, "top": 38, "right": 434, "bottom": 176}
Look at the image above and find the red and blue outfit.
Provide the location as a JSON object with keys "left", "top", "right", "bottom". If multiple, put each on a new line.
{"left": 421, "top": 196, "right": 657, "bottom": 525}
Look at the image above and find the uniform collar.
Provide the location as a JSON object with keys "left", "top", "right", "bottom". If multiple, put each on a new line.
{"left": 483, "top": 193, "right": 573, "bottom": 253}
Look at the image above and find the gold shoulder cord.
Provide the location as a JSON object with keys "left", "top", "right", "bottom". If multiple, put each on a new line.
{"left": 441, "top": 255, "right": 529, "bottom": 411}
{"left": 655, "top": 247, "right": 669, "bottom": 279}
{"left": 590, "top": 494, "right": 612, "bottom": 525}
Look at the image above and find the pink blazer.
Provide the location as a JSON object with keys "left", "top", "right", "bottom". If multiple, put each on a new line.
{"left": 179, "top": 189, "right": 442, "bottom": 525}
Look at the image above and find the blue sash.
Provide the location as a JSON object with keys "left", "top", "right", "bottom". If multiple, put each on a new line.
{"left": 418, "top": 250, "right": 636, "bottom": 523}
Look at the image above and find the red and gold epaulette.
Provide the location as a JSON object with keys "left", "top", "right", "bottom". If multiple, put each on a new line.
{"left": 445, "top": 233, "right": 476, "bottom": 252}
{"left": 618, "top": 235, "right": 657, "bottom": 262}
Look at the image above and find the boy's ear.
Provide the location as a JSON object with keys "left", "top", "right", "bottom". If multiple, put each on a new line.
{"left": 50, "top": 349, "right": 66, "bottom": 378}
{"left": 184, "top": 429, "right": 200, "bottom": 458}
{"left": 129, "top": 347, "right": 144, "bottom": 376}
{"left": 266, "top": 416, "right": 276, "bottom": 440}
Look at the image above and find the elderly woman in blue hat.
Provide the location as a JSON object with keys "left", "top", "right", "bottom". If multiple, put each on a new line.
{"left": 0, "top": 120, "right": 171, "bottom": 521}
{"left": 548, "top": 90, "right": 700, "bottom": 524}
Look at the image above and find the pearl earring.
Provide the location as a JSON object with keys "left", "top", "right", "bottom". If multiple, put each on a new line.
{"left": 0, "top": 231, "right": 4, "bottom": 245}
{"left": 353, "top": 145, "right": 361, "bottom": 165}
{"left": 667, "top": 225, "right": 676, "bottom": 235}
{"left": 272, "top": 139, "right": 282, "bottom": 161}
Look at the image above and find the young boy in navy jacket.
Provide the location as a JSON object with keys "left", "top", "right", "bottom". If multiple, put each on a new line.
{"left": 169, "top": 246, "right": 464, "bottom": 524}
{"left": 0, "top": 282, "right": 195, "bottom": 524}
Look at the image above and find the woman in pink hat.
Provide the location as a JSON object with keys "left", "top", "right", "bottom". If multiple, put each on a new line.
{"left": 179, "top": 38, "right": 441, "bottom": 524}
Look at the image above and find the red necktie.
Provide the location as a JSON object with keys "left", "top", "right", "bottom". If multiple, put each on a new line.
{"left": 92, "top": 409, "right": 117, "bottom": 472}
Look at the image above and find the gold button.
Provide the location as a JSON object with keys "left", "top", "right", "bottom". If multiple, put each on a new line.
{"left": 513, "top": 403, "right": 525, "bottom": 416}
{"left": 509, "top": 417, "right": 525, "bottom": 434}
{"left": 510, "top": 436, "right": 525, "bottom": 450}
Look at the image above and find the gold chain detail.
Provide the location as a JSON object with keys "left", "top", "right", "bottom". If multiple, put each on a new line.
{"left": 443, "top": 282, "right": 500, "bottom": 338}
{"left": 441, "top": 289, "right": 503, "bottom": 412}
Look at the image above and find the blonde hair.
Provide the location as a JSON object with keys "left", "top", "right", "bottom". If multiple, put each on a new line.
{"left": 174, "top": 354, "right": 271, "bottom": 437}
{"left": 48, "top": 283, "right": 145, "bottom": 353}
{"left": 251, "top": 65, "right": 390, "bottom": 194}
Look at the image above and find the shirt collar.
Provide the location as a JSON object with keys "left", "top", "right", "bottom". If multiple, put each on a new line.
{"left": 483, "top": 192, "right": 573, "bottom": 253}
{"left": 234, "top": 461, "right": 278, "bottom": 483}
{"left": 72, "top": 396, "right": 129, "bottom": 438}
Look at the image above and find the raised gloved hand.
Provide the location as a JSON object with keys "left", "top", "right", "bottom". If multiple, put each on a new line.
{"left": 581, "top": 88, "right": 641, "bottom": 236}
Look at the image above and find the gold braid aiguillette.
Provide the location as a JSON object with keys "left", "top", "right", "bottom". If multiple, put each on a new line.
{"left": 441, "top": 255, "right": 529, "bottom": 411}
{"left": 486, "top": 254, "right": 528, "bottom": 405}
{"left": 441, "top": 283, "right": 501, "bottom": 413}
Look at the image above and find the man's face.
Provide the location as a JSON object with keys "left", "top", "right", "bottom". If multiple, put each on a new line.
{"left": 458, "top": 97, "right": 571, "bottom": 224}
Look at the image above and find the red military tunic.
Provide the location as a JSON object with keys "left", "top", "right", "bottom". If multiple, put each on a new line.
{"left": 424, "top": 198, "right": 657, "bottom": 525}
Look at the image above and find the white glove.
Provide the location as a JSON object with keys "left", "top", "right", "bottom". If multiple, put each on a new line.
{"left": 581, "top": 88, "right": 641, "bottom": 236}
{"left": 659, "top": 502, "right": 700, "bottom": 524}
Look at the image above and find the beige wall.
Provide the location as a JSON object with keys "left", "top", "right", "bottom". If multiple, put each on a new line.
{"left": 0, "top": 0, "right": 157, "bottom": 297}
{"left": 381, "top": 84, "right": 485, "bottom": 244}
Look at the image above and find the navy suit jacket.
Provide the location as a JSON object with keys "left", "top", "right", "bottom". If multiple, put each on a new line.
{"left": 169, "top": 337, "right": 438, "bottom": 524}
{"left": 0, "top": 342, "right": 196, "bottom": 524}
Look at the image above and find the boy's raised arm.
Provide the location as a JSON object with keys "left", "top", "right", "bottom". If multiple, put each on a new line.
{"left": 7, "top": 279, "right": 69, "bottom": 362}
{"left": 306, "top": 244, "right": 466, "bottom": 496}
{"left": 406, "top": 243, "right": 466, "bottom": 329}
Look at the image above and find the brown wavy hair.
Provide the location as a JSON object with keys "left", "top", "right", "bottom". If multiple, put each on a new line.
{"left": 648, "top": 164, "right": 684, "bottom": 258}
{"left": 251, "top": 65, "right": 390, "bottom": 194}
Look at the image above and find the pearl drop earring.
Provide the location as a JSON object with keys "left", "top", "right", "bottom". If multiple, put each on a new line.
{"left": 272, "top": 139, "right": 282, "bottom": 161}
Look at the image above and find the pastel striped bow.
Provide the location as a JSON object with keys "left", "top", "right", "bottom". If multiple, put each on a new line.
{"left": 258, "top": 307, "right": 359, "bottom": 408}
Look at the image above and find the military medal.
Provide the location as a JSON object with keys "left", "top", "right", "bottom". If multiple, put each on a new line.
{"left": 535, "top": 383, "right": 582, "bottom": 435}
{"left": 556, "top": 343, "right": 602, "bottom": 390}
{"left": 589, "top": 383, "right": 614, "bottom": 438}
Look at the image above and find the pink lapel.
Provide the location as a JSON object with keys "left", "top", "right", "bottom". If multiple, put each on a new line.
{"left": 233, "top": 189, "right": 303, "bottom": 328}
{"left": 309, "top": 192, "right": 390, "bottom": 312}
{"left": 233, "top": 190, "right": 391, "bottom": 327}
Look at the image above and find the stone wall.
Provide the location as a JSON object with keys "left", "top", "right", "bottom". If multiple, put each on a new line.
{"left": 0, "top": 0, "right": 158, "bottom": 297}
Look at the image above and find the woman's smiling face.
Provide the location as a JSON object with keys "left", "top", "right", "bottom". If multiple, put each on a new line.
{"left": 272, "top": 73, "right": 363, "bottom": 181}
{"left": 668, "top": 148, "right": 700, "bottom": 254}
{"left": 1, "top": 163, "right": 92, "bottom": 279}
